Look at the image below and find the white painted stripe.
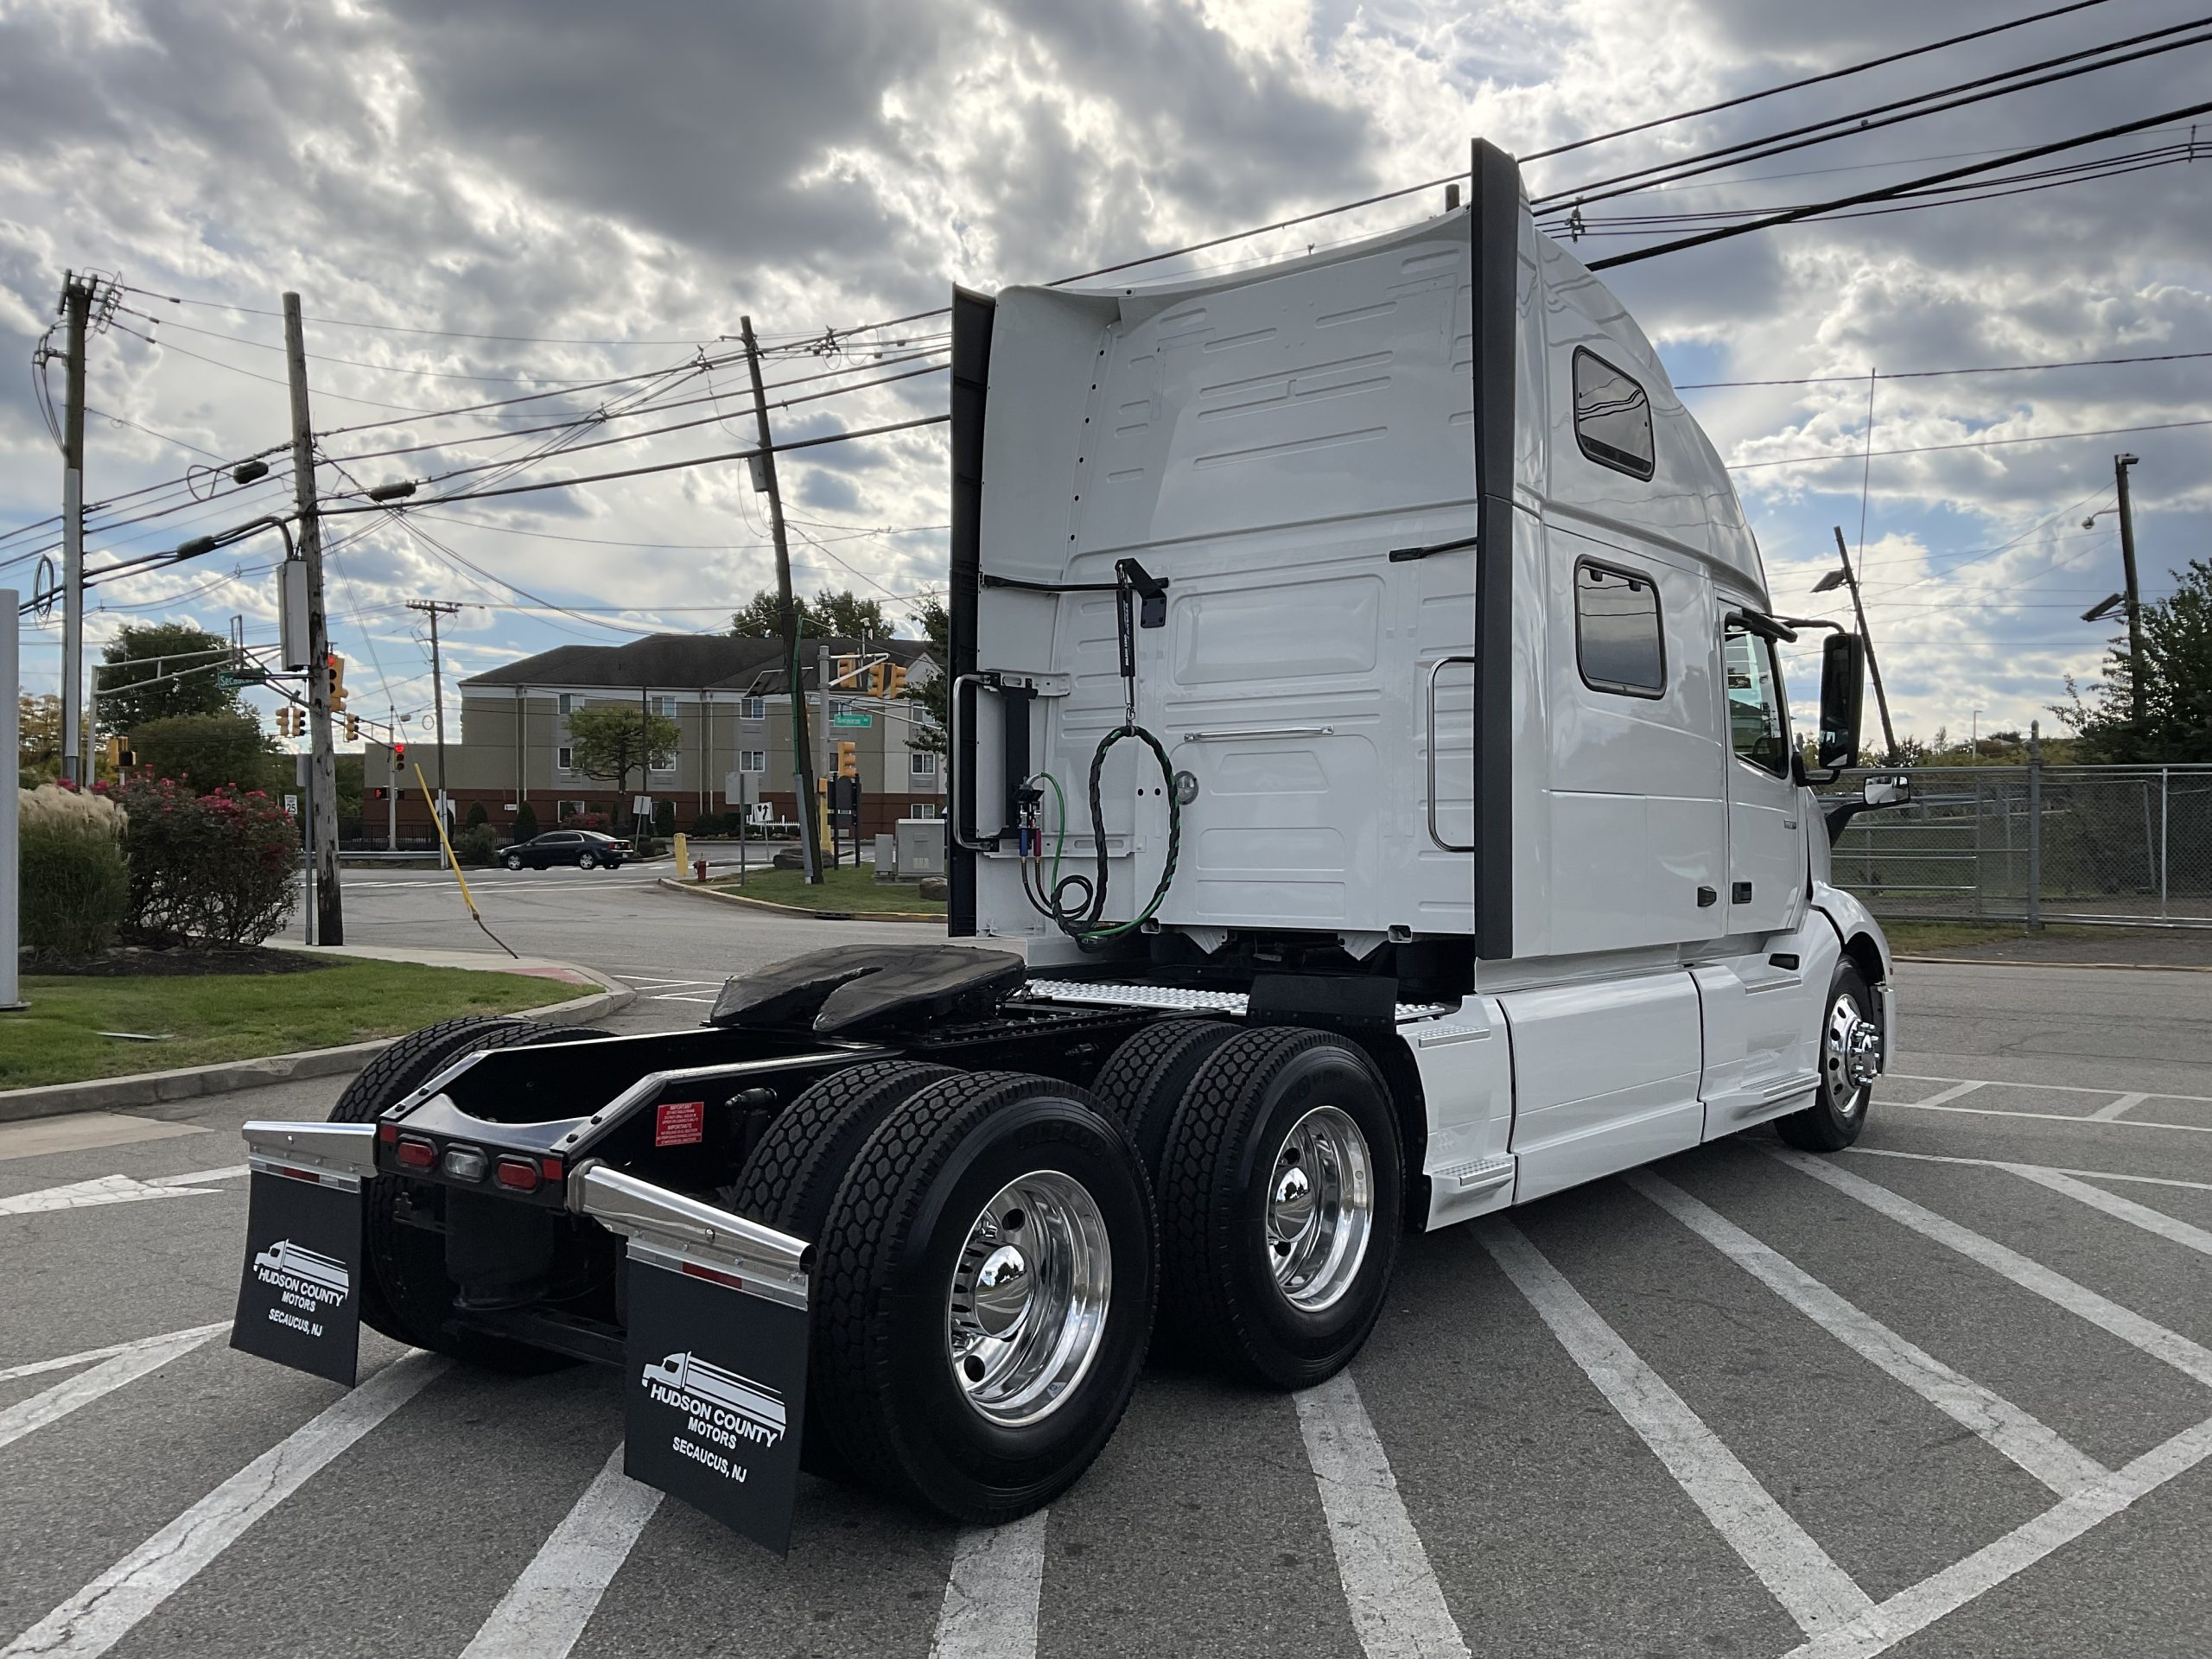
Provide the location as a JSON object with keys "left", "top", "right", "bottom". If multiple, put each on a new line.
{"left": 1783, "top": 1413, "right": 2212, "bottom": 1659}
{"left": 0, "top": 1326, "right": 224, "bottom": 1453}
{"left": 148, "top": 1165, "right": 249, "bottom": 1186}
{"left": 1889, "top": 1072, "right": 2212, "bottom": 1105}
{"left": 1774, "top": 1150, "right": 2212, "bottom": 1389}
{"left": 1295, "top": 1370, "right": 1470, "bottom": 1659}
{"left": 651, "top": 993, "right": 719, "bottom": 1005}
{"left": 1624, "top": 1172, "right": 2106, "bottom": 1497}
{"left": 1478, "top": 1219, "right": 1872, "bottom": 1637}
{"left": 1891, "top": 1102, "right": 2212, "bottom": 1135}
{"left": 2005, "top": 1166, "right": 2212, "bottom": 1259}
{"left": 460, "top": 1444, "right": 663, "bottom": 1659}
{"left": 0, "top": 1323, "right": 230, "bottom": 1385}
{"left": 1908, "top": 1081, "right": 1987, "bottom": 1109}
{"left": 0, "top": 1174, "right": 217, "bottom": 1218}
{"left": 0, "top": 1351, "right": 447, "bottom": 1659}
{"left": 930, "top": 1510, "right": 1048, "bottom": 1659}
{"left": 2088, "top": 1092, "right": 2148, "bottom": 1122}
{"left": 1848, "top": 1148, "right": 2212, "bottom": 1194}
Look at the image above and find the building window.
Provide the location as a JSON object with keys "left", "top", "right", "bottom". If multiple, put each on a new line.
{"left": 557, "top": 692, "right": 576, "bottom": 715}
{"left": 651, "top": 695, "right": 677, "bottom": 718}
{"left": 827, "top": 697, "right": 855, "bottom": 721}
{"left": 1574, "top": 559, "right": 1666, "bottom": 697}
{"left": 909, "top": 802, "right": 938, "bottom": 820}
{"left": 557, "top": 799, "right": 589, "bottom": 820}
{"left": 909, "top": 750, "right": 939, "bottom": 777}
{"left": 1724, "top": 621, "right": 1790, "bottom": 777}
{"left": 740, "top": 750, "right": 766, "bottom": 773}
{"left": 557, "top": 746, "right": 575, "bottom": 771}
{"left": 741, "top": 696, "right": 766, "bottom": 721}
{"left": 1572, "top": 347, "right": 1655, "bottom": 480}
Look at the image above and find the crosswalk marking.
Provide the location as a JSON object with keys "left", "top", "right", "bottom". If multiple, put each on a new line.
{"left": 2004, "top": 1166, "right": 2212, "bottom": 1259}
{"left": 931, "top": 1510, "right": 1047, "bottom": 1659}
{"left": 1774, "top": 1150, "right": 2212, "bottom": 1391}
{"left": 1624, "top": 1171, "right": 2107, "bottom": 1497}
{"left": 1782, "top": 1414, "right": 2212, "bottom": 1659}
{"left": 459, "top": 1444, "right": 662, "bottom": 1659}
{"left": 0, "top": 1351, "right": 447, "bottom": 1659}
{"left": 0, "top": 1174, "right": 220, "bottom": 1218}
{"left": 1295, "top": 1370, "right": 1470, "bottom": 1659}
{"left": 0, "top": 1322, "right": 230, "bottom": 1385}
{"left": 1479, "top": 1217, "right": 1874, "bottom": 1637}
{"left": 0, "top": 1326, "right": 225, "bottom": 1454}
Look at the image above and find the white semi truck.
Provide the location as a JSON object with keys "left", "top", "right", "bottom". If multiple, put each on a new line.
{"left": 231, "top": 141, "right": 1904, "bottom": 1548}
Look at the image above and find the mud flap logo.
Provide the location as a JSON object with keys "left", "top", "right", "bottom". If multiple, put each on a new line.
{"left": 231, "top": 1171, "right": 364, "bottom": 1387}
{"left": 624, "top": 1255, "right": 809, "bottom": 1554}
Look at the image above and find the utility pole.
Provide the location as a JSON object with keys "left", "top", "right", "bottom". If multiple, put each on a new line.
{"left": 408, "top": 600, "right": 461, "bottom": 855}
{"left": 58, "top": 275, "right": 92, "bottom": 785}
{"left": 283, "top": 293, "right": 344, "bottom": 945}
{"left": 2113, "top": 453, "right": 2147, "bottom": 730}
{"left": 741, "top": 315, "right": 822, "bottom": 882}
{"left": 1827, "top": 525, "right": 1897, "bottom": 760}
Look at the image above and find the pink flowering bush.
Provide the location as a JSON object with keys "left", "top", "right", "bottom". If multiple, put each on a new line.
{"left": 112, "top": 777, "right": 299, "bottom": 946}
{"left": 560, "top": 810, "right": 609, "bottom": 830}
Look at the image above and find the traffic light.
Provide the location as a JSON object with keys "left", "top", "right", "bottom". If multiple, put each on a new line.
{"left": 836, "top": 741, "right": 858, "bottom": 778}
{"left": 345, "top": 713, "right": 359, "bottom": 741}
{"left": 393, "top": 739, "right": 407, "bottom": 771}
{"left": 275, "top": 706, "right": 293, "bottom": 738}
{"left": 327, "top": 653, "right": 349, "bottom": 713}
{"left": 101, "top": 734, "right": 132, "bottom": 772}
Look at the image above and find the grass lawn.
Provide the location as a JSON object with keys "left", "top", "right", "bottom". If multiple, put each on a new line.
{"left": 2, "top": 959, "right": 583, "bottom": 1090}
{"left": 1881, "top": 919, "right": 2112, "bottom": 951}
{"left": 703, "top": 862, "right": 944, "bottom": 916}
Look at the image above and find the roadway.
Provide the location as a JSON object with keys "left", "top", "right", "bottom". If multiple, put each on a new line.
{"left": 2, "top": 868, "right": 2207, "bottom": 1657}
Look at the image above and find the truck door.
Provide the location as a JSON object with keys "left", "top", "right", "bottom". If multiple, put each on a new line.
{"left": 1720, "top": 617, "right": 1802, "bottom": 936}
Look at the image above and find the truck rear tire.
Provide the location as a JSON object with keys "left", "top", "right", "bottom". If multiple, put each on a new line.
{"left": 720, "top": 1060, "right": 956, "bottom": 1241}
{"left": 810, "top": 1071, "right": 1156, "bottom": 1523}
{"left": 1090, "top": 1019, "right": 1239, "bottom": 1179}
{"left": 1777, "top": 963, "right": 1880, "bottom": 1153}
{"left": 328, "top": 1016, "right": 607, "bottom": 1370}
{"left": 1156, "top": 1027, "right": 1402, "bottom": 1390}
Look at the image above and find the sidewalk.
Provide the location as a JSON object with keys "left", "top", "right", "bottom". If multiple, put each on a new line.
{"left": 0, "top": 944, "right": 632, "bottom": 1123}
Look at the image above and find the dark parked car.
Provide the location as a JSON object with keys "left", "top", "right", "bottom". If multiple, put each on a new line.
{"left": 502, "top": 830, "right": 631, "bottom": 871}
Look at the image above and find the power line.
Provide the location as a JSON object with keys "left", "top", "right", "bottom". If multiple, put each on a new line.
{"left": 1732, "top": 412, "right": 2212, "bottom": 471}
{"left": 1679, "top": 348, "right": 2212, "bottom": 390}
{"left": 114, "top": 306, "right": 632, "bottom": 385}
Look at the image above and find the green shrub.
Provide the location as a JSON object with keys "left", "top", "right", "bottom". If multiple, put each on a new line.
{"left": 454, "top": 823, "right": 501, "bottom": 866}
{"left": 513, "top": 799, "right": 540, "bottom": 840}
{"left": 690, "top": 812, "right": 724, "bottom": 837}
{"left": 113, "top": 777, "right": 298, "bottom": 947}
{"left": 652, "top": 798, "right": 677, "bottom": 837}
{"left": 130, "top": 712, "right": 279, "bottom": 791}
{"left": 632, "top": 835, "right": 664, "bottom": 859}
{"left": 17, "top": 786, "right": 130, "bottom": 961}
{"left": 465, "top": 800, "right": 489, "bottom": 830}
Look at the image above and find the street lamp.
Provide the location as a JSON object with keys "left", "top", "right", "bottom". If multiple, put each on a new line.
{"left": 2082, "top": 593, "right": 2126, "bottom": 624}
{"left": 1968, "top": 708, "right": 1985, "bottom": 755}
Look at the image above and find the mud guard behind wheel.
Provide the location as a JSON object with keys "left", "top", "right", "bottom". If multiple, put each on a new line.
{"left": 231, "top": 1122, "right": 377, "bottom": 1387}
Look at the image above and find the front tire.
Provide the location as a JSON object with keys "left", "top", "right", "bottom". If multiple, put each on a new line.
{"left": 1777, "top": 963, "right": 1881, "bottom": 1152}
{"left": 504, "top": 852, "right": 524, "bottom": 870}
{"left": 577, "top": 850, "right": 599, "bottom": 870}
{"left": 1157, "top": 1027, "right": 1402, "bottom": 1390}
{"left": 810, "top": 1071, "right": 1156, "bottom": 1522}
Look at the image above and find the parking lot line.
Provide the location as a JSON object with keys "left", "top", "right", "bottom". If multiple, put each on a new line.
{"left": 930, "top": 1510, "right": 1047, "bottom": 1659}
{"left": 0, "top": 1326, "right": 224, "bottom": 1454}
{"left": 458, "top": 1443, "right": 662, "bottom": 1659}
{"left": 0, "top": 1351, "right": 448, "bottom": 1659}
{"left": 1772, "top": 1151, "right": 2212, "bottom": 1391}
{"left": 1624, "top": 1172, "right": 2107, "bottom": 1498}
{"left": 0, "top": 1323, "right": 230, "bottom": 1385}
{"left": 2087, "top": 1092, "right": 2149, "bottom": 1122}
{"left": 1907, "top": 1081, "right": 1987, "bottom": 1109}
{"left": 1294, "top": 1370, "right": 1470, "bottom": 1659}
{"left": 0, "top": 1173, "right": 219, "bottom": 1218}
{"left": 1478, "top": 1219, "right": 1873, "bottom": 1638}
{"left": 1891, "top": 1101, "right": 2212, "bottom": 1135}
{"left": 1848, "top": 1147, "right": 2212, "bottom": 1194}
{"left": 1888, "top": 1074, "right": 2212, "bottom": 1105}
{"left": 2004, "top": 1166, "right": 2212, "bottom": 1259}
{"left": 1782, "top": 1413, "right": 2212, "bottom": 1659}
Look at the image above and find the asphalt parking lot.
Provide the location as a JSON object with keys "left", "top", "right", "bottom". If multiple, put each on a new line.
{"left": 3, "top": 877, "right": 2207, "bottom": 1658}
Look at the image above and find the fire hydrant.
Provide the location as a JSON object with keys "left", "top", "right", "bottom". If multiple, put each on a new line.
{"left": 694, "top": 860, "right": 709, "bottom": 882}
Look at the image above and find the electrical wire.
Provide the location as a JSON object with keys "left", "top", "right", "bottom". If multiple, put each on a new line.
{"left": 1680, "top": 347, "right": 2212, "bottom": 390}
{"left": 1731, "top": 412, "right": 2212, "bottom": 471}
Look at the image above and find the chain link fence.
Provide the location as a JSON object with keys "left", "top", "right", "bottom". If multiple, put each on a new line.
{"left": 1828, "top": 764, "right": 2212, "bottom": 927}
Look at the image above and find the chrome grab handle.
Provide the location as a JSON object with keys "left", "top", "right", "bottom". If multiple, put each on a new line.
{"left": 948, "top": 671, "right": 1000, "bottom": 852}
{"left": 1425, "top": 654, "right": 1479, "bottom": 854}
{"left": 572, "top": 1161, "right": 810, "bottom": 1311}
{"left": 1179, "top": 726, "right": 1335, "bottom": 743}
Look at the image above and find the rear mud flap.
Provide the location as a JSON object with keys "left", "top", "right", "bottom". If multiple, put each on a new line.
{"left": 231, "top": 1122, "right": 377, "bottom": 1387}
{"left": 578, "top": 1164, "right": 813, "bottom": 1554}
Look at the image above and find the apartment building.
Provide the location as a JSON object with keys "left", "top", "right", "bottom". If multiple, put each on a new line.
{"left": 365, "top": 632, "right": 943, "bottom": 836}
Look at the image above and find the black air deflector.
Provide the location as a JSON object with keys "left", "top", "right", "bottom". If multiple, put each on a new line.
{"left": 948, "top": 288, "right": 996, "bottom": 938}
{"left": 709, "top": 944, "right": 1026, "bottom": 1036}
{"left": 1468, "top": 137, "right": 1522, "bottom": 960}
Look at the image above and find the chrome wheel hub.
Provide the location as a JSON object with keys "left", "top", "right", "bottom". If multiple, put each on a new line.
{"left": 1264, "top": 1105, "right": 1374, "bottom": 1313}
{"left": 947, "top": 1169, "right": 1111, "bottom": 1427}
{"left": 1823, "top": 993, "right": 1882, "bottom": 1113}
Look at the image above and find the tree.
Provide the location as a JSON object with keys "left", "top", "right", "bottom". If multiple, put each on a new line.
{"left": 131, "top": 713, "right": 280, "bottom": 791}
{"left": 2057, "top": 556, "right": 2212, "bottom": 762}
{"left": 565, "top": 703, "right": 680, "bottom": 830}
{"left": 513, "top": 798, "right": 541, "bottom": 840}
{"left": 730, "top": 588, "right": 785, "bottom": 638}
{"left": 96, "top": 623, "right": 240, "bottom": 736}
{"left": 18, "top": 692, "right": 62, "bottom": 782}
{"left": 730, "top": 587, "right": 902, "bottom": 639}
{"left": 899, "top": 596, "right": 950, "bottom": 757}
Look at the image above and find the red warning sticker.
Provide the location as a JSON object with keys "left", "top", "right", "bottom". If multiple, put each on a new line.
{"left": 655, "top": 1099, "right": 705, "bottom": 1147}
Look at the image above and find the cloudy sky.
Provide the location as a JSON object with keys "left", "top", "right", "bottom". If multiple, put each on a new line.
{"left": 4, "top": 0, "right": 2208, "bottom": 751}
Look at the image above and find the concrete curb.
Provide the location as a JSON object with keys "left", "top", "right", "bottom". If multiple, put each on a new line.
{"left": 1894, "top": 953, "right": 2212, "bottom": 974}
{"left": 0, "top": 957, "right": 633, "bottom": 1125}
{"left": 654, "top": 875, "right": 944, "bottom": 925}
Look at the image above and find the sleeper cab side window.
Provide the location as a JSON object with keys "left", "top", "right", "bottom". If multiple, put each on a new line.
{"left": 1572, "top": 348, "right": 1655, "bottom": 480}
{"left": 1724, "top": 622, "right": 1790, "bottom": 776}
{"left": 1576, "top": 560, "right": 1665, "bottom": 697}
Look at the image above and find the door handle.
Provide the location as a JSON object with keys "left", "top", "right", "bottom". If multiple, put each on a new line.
{"left": 1732, "top": 881, "right": 1753, "bottom": 904}
{"left": 1697, "top": 886, "right": 1718, "bottom": 908}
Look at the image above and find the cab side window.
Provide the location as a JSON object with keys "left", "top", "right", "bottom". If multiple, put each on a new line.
{"left": 1724, "top": 623, "right": 1789, "bottom": 775}
{"left": 1573, "top": 348, "right": 1655, "bottom": 480}
{"left": 1575, "top": 560, "right": 1665, "bottom": 696}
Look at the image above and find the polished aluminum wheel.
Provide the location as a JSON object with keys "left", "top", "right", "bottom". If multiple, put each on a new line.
{"left": 1822, "top": 990, "right": 1882, "bottom": 1116}
{"left": 1265, "top": 1105, "right": 1374, "bottom": 1313}
{"left": 946, "top": 1169, "right": 1112, "bottom": 1427}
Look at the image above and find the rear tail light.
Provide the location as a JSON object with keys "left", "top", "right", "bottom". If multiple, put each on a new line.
{"left": 539, "top": 1157, "right": 565, "bottom": 1184}
{"left": 377, "top": 1122, "right": 397, "bottom": 1144}
{"left": 395, "top": 1135, "right": 436, "bottom": 1170}
{"left": 493, "top": 1156, "right": 541, "bottom": 1193}
{"left": 443, "top": 1145, "right": 489, "bottom": 1183}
